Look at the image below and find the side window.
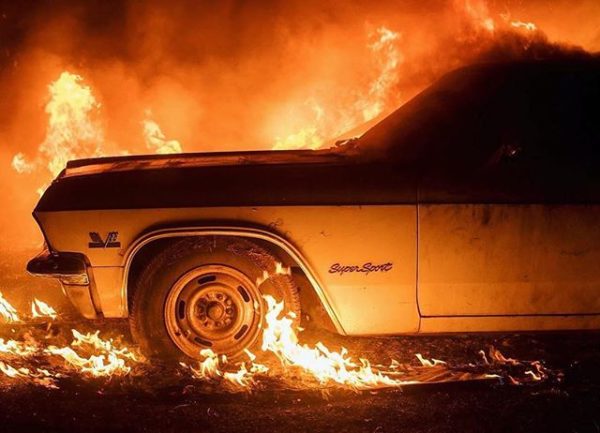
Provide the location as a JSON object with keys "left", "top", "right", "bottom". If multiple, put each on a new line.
{"left": 483, "top": 74, "right": 600, "bottom": 202}
{"left": 415, "top": 65, "right": 599, "bottom": 203}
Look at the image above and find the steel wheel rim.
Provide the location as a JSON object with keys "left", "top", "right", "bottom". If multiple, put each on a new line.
{"left": 164, "top": 264, "right": 263, "bottom": 359}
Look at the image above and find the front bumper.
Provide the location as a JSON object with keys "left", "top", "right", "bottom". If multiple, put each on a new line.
{"left": 27, "top": 248, "right": 98, "bottom": 319}
{"left": 27, "top": 249, "right": 90, "bottom": 284}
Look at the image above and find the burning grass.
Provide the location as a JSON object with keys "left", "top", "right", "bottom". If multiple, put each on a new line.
{"left": 1, "top": 291, "right": 554, "bottom": 394}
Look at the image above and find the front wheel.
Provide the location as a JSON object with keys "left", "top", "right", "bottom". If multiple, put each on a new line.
{"left": 129, "top": 237, "right": 300, "bottom": 360}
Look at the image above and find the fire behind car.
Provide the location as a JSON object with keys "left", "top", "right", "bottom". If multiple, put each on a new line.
{"left": 27, "top": 58, "right": 600, "bottom": 360}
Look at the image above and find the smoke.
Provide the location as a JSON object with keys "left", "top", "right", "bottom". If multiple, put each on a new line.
{"left": 0, "top": 0, "right": 598, "bottom": 248}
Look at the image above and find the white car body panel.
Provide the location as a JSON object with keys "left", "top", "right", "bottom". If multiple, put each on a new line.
{"left": 36, "top": 205, "right": 420, "bottom": 335}
{"left": 419, "top": 204, "right": 600, "bottom": 316}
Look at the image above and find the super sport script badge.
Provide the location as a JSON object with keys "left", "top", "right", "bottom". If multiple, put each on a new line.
{"left": 328, "top": 262, "right": 393, "bottom": 276}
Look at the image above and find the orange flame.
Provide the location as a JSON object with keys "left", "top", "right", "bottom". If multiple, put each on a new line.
{"left": 457, "top": 0, "right": 538, "bottom": 35}
{"left": 273, "top": 126, "right": 324, "bottom": 151}
{"left": 0, "top": 292, "right": 21, "bottom": 323}
{"left": 1, "top": 297, "right": 553, "bottom": 391}
{"left": 357, "top": 26, "right": 402, "bottom": 122}
{"left": 182, "top": 348, "right": 268, "bottom": 391}
{"left": 0, "top": 361, "right": 60, "bottom": 388}
{"left": 416, "top": 353, "right": 447, "bottom": 367}
{"left": 272, "top": 25, "right": 402, "bottom": 151}
{"left": 142, "top": 114, "right": 183, "bottom": 154}
{"left": 10, "top": 71, "right": 104, "bottom": 194}
{"left": 0, "top": 337, "right": 38, "bottom": 357}
{"left": 510, "top": 20, "right": 537, "bottom": 32}
{"left": 46, "top": 329, "right": 142, "bottom": 377}
{"left": 31, "top": 298, "right": 58, "bottom": 320}
{"left": 459, "top": 0, "right": 496, "bottom": 32}
{"left": 11, "top": 73, "right": 186, "bottom": 194}
{"left": 260, "top": 295, "right": 406, "bottom": 390}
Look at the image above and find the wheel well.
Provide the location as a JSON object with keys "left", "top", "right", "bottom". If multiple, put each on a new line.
{"left": 126, "top": 234, "right": 337, "bottom": 333}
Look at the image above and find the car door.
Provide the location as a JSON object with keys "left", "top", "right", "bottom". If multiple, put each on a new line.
{"left": 417, "top": 63, "right": 600, "bottom": 318}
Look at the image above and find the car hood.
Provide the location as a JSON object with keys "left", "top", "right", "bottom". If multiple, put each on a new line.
{"left": 62, "top": 147, "right": 352, "bottom": 179}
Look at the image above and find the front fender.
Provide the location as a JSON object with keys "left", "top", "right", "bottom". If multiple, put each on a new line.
{"left": 121, "top": 226, "right": 346, "bottom": 335}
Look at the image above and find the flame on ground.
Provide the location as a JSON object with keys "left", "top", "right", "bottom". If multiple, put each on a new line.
{"left": 416, "top": 353, "right": 447, "bottom": 367}
{"left": 31, "top": 298, "right": 58, "bottom": 320}
{"left": 1, "top": 326, "right": 142, "bottom": 385}
{"left": 46, "top": 329, "right": 142, "bottom": 377}
{"left": 259, "top": 295, "right": 406, "bottom": 390}
{"left": 181, "top": 348, "right": 269, "bottom": 392}
{"left": 2, "top": 294, "right": 553, "bottom": 392}
{"left": 1, "top": 333, "right": 39, "bottom": 357}
{"left": 0, "top": 292, "right": 21, "bottom": 324}
{"left": 1, "top": 294, "right": 141, "bottom": 384}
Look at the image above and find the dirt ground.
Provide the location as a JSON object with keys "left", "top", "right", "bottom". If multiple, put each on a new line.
{"left": 1, "top": 249, "right": 600, "bottom": 433}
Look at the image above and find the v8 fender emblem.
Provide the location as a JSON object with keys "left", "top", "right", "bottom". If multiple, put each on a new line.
{"left": 88, "top": 231, "right": 121, "bottom": 249}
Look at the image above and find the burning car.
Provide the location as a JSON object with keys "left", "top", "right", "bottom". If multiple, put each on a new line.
{"left": 26, "top": 59, "right": 600, "bottom": 360}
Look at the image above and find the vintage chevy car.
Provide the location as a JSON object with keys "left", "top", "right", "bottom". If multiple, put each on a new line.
{"left": 27, "top": 59, "right": 600, "bottom": 359}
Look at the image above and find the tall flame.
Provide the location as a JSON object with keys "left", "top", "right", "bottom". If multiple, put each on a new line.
{"left": 357, "top": 26, "right": 402, "bottom": 122}
{"left": 272, "top": 25, "right": 402, "bottom": 151}
{"left": 183, "top": 295, "right": 406, "bottom": 391}
{"left": 10, "top": 72, "right": 104, "bottom": 194}
{"left": 41, "top": 71, "right": 105, "bottom": 176}
{"left": 12, "top": 72, "right": 104, "bottom": 179}
{"left": 11, "top": 73, "right": 186, "bottom": 194}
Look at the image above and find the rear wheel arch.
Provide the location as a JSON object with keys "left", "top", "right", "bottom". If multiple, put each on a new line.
{"left": 123, "top": 227, "right": 344, "bottom": 335}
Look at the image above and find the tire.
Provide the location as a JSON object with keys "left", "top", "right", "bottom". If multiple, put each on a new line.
{"left": 129, "top": 236, "right": 300, "bottom": 361}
